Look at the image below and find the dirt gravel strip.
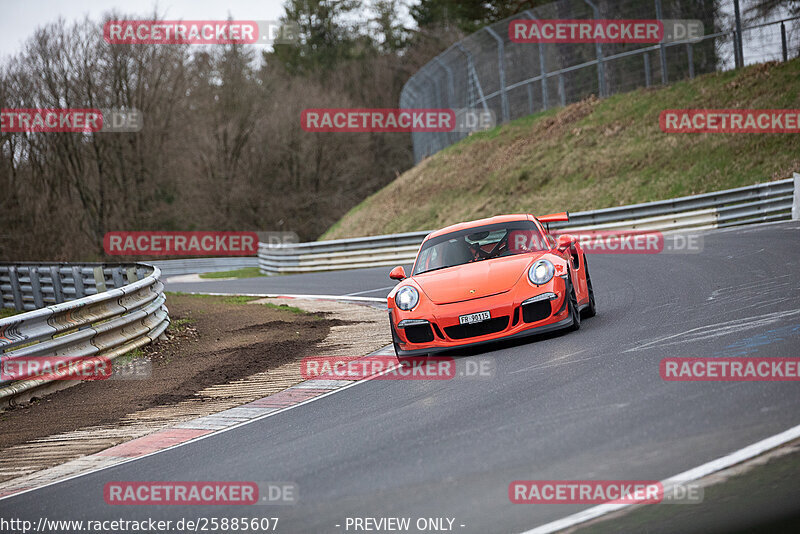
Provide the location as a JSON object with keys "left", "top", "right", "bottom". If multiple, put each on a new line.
{"left": 0, "top": 295, "right": 392, "bottom": 499}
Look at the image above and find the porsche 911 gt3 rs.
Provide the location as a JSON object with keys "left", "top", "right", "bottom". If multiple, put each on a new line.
{"left": 387, "top": 213, "right": 596, "bottom": 356}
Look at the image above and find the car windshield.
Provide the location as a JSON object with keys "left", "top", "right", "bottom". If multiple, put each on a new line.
{"left": 413, "top": 220, "right": 550, "bottom": 275}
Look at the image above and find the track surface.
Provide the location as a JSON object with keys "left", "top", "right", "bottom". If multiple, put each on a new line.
{"left": 165, "top": 268, "right": 407, "bottom": 299}
{"left": 3, "top": 222, "right": 800, "bottom": 533}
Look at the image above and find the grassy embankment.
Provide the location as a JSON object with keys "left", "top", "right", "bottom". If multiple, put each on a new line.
{"left": 323, "top": 59, "right": 800, "bottom": 239}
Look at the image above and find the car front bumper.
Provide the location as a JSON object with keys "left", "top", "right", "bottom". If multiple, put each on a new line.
{"left": 391, "top": 276, "right": 573, "bottom": 356}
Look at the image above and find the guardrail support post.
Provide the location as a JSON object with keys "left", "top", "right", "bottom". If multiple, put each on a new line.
{"left": 93, "top": 267, "right": 107, "bottom": 293}
{"left": 793, "top": 173, "right": 800, "bottom": 220}
{"left": 50, "top": 266, "right": 65, "bottom": 304}
{"left": 9, "top": 267, "right": 23, "bottom": 311}
{"left": 30, "top": 268, "right": 44, "bottom": 309}
{"left": 72, "top": 266, "right": 86, "bottom": 298}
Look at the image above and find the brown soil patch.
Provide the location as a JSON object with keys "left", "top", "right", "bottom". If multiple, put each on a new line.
{"left": 0, "top": 294, "right": 337, "bottom": 449}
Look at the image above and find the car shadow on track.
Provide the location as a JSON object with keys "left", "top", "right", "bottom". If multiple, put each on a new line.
{"left": 410, "top": 321, "right": 588, "bottom": 360}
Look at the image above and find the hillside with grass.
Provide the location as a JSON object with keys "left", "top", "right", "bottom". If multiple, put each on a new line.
{"left": 322, "top": 59, "right": 800, "bottom": 240}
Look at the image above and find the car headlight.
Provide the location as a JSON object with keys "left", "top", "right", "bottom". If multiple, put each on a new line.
{"left": 395, "top": 286, "right": 419, "bottom": 311}
{"left": 528, "top": 259, "right": 555, "bottom": 285}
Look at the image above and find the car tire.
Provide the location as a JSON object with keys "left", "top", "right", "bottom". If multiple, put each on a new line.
{"left": 567, "top": 273, "right": 581, "bottom": 331}
{"left": 389, "top": 318, "right": 404, "bottom": 357}
{"left": 581, "top": 255, "right": 597, "bottom": 319}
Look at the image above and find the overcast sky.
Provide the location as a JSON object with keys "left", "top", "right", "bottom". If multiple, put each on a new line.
{"left": 0, "top": 0, "right": 288, "bottom": 59}
{"left": 1, "top": 1, "right": 790, "bottom": 66}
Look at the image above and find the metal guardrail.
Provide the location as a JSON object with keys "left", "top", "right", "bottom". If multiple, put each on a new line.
{"left": 0, "top": 263, "right": 169, "bottom": 406}
{"left": 152, "top": 257, "right": 258, "bottom": 277}
{"left": 259, "top": 176, "right": 799, "bottom": 275}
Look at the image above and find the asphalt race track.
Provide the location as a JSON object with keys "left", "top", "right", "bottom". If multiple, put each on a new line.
{"left": 165, "top": 267, "right": 406, "bottom": 300}
{"left": 3, "top": 222, "right": 800, "bottom": 533}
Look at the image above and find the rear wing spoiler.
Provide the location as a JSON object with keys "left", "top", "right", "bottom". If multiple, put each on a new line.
{"left": 537, "top": 211, "right": 569, "bottom": 223}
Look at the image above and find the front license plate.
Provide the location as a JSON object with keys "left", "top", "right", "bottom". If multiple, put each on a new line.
{"left": 459, "top": 311, "right": 491, "bottom": 325}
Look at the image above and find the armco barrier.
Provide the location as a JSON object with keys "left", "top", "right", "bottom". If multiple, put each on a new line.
{"left": 152, "top": 257, "right": 258, "bottom": 277}
{"left": 0, "top": 263, "right": 169, "bottom": 406}
{"left": 259, "top": 176, "right": 798, "bottom": 275}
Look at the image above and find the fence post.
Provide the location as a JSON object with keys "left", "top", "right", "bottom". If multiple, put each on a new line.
{"left": 655, "top": 0, "right": 668, "bottom": 84}
{"left": 687, "top": 44, "right": 694, "bottom": 79}
{"left": 433, "top": 57, "right": 456, "bottom": 106}
{"left": 793, "top": 173, "right": 800, "bottom": 220}
{"left": 523, "top": 10, "right": 548, "bottom": 110}
{"left": 433, "top": 57, "right": 458, "bottom": 144}
{"left": 582, "top": 0, "right": 607, "bottom": 97}
{"left": 419, "top": 69, "right": 444, "bottom": 154}
{"left": 558, "top": 74, "right": 566, "bottom": 107}
{"left": 484, "top": 27, "right": 509, "bottom": 123}
{"left": 733, "top": 0, "right": 744, "bottom": 68}
{"left": 644, "top": 52, "right": 651, "bottom": 87}
{"left": 456, "top": 43, "right": 490, "bottom": 114}
{"left": 404, "top": 80, "right": 428, "bottom": 162}
{"left": 781, "top": 22, "right": 788, "bottom": 62}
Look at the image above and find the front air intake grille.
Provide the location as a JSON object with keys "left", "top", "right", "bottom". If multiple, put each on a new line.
{"left": 405, "top": 323, "right": 434, "bottom": 343}
{"left": 522, "top": 300, "right": 551, "bottom": 323}
{"left": 432, "top": 323, "right": 445, "bottom": 339}
{"left": 444, "top": 316, "right": 509, "bottom": 340}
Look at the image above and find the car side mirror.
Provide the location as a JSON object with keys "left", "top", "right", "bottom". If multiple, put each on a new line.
{"left": 556, "top": 234, "right": 576, "bottom": 251}
{"left": 389, "top": 266, "right": 406, "bottom": 280}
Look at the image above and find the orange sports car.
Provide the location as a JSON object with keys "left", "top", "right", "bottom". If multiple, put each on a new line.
{"left": 387, "top": 213, "right": 596, "bottom": 356}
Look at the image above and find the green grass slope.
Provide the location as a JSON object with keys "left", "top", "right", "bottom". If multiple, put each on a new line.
{"left": 322, "top": 59, "right": 800, "bottom": 239}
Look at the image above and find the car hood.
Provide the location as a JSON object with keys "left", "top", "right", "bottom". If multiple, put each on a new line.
{"left": 414, "top": 253, "right": 542, "bottom": 305}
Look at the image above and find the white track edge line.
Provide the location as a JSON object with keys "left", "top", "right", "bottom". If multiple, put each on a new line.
{"left": 175, "top": 291, "right": 385, "bottom": 303}
{"left": 520, "top": 421, "right": 800, "bottom": 534}
{"left": 0, "top": 346, "right": 399, "bottom": 502}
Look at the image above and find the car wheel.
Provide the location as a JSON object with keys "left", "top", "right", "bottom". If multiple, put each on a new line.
{"left": 581, "top": 255, "right": 597, "bottom": 319}
{"left": 567, "top": 273, "right": 581, "bottom": 331}
{"left": 389, "top": 318, "right": 404, "bottom": 357}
